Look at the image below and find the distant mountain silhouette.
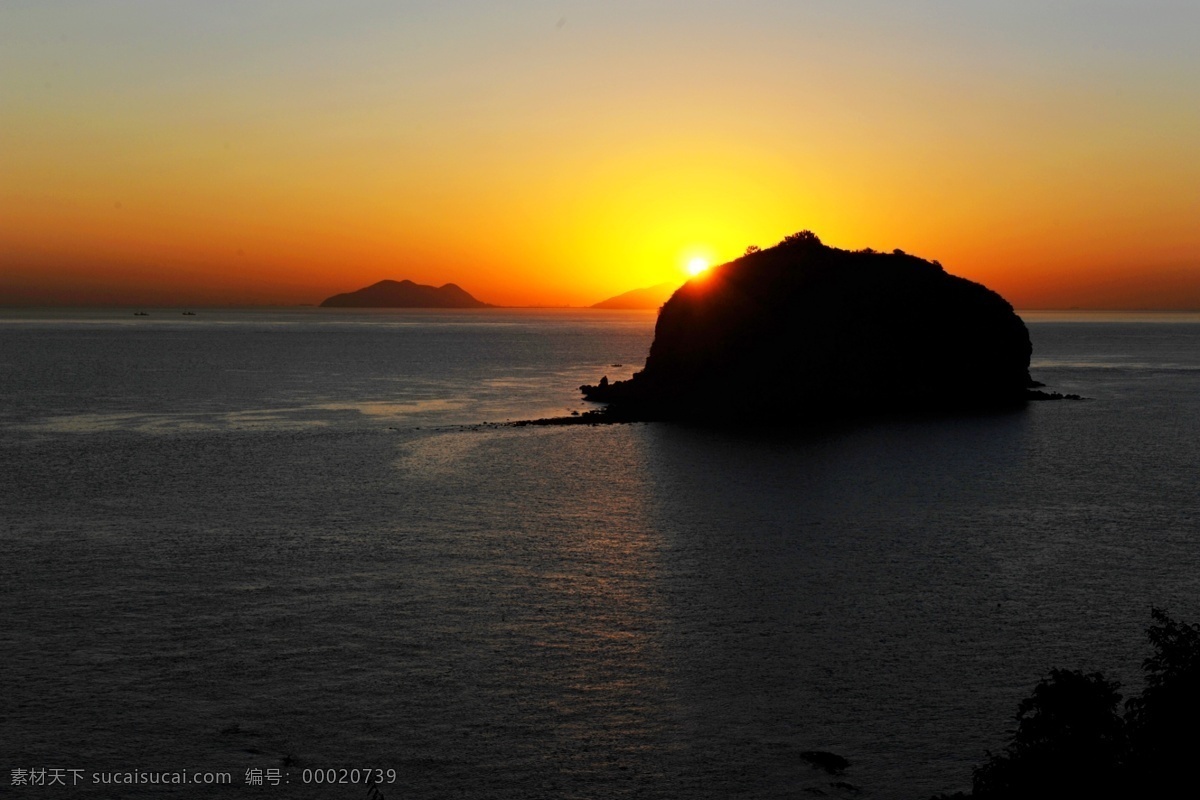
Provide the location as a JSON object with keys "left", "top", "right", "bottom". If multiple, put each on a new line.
{"left": 581, "top": 231, "right": 1040, "bottom": 421}
{"left": 590, "top": 282, "right": 679, "bottom": 310}
{"left": 320, "top": 280, "right": 492, "bottom": 308}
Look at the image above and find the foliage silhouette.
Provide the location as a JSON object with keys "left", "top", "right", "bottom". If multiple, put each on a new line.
{"left": 971, "top": 670, "right": 1126, "bottom": 798}
{"left": 935, "top": 609, "right": 1200, "bottom": 799}
{"left": 780, "top": 229, "right": 822, "bottom": 247}
{"left": 1124, "top": 608, "right": 1200, "bottom": 792}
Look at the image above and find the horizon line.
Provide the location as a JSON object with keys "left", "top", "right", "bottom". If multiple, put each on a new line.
{"left": 5, "top": 304, "right": 1200, "bottom": 314}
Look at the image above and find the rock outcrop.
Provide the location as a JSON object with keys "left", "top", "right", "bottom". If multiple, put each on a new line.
{"left": 320, "top": 280, "right": 492, "bottom": 308}
{"left": 581, "top": 232, "right": 1037, "bottom": 420}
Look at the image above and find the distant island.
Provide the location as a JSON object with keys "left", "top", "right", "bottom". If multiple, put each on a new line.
{"left": 578, "top": 231, "right": 1055, "bottom": 423}
{"left": 590, "top": 282, "right": 679, "bottom": 310}
{"left": 320, "top": 280, "right": 493, "bottom": 308}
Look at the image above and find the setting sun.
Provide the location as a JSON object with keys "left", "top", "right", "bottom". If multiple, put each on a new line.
{"left": 686, "top": 257, "right": 710, "bottom": 277}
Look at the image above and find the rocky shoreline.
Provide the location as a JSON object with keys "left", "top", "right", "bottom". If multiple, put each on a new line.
{"left": 508, "top": 389, "right": 1083, "bottom": 428}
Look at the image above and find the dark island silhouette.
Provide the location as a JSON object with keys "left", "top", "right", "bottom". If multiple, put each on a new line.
{"left": 320, "top": 280, "right": 492, "bottom": 308}
{"left": 577, "top": 231, "right": 1061, "bottom": 423}
{"left": 590, "top": 282, "right": 679, "bottom": 310}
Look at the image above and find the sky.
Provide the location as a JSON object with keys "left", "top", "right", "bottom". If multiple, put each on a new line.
{"left": 2, "top": 0, "right": 1199, "bottom": 308}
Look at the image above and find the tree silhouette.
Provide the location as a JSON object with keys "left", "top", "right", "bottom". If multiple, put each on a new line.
{"left": 971, "top": 670, "right": 1126, "bottom": 798}
{"left": 780, "top": 230, "right": 822, "bottom": 247}
{"left": 944, "top": 609, "right": 1200, "bottom": 799}
{"left": 1124, "top": 608, "right": 1200, "bottom": 791}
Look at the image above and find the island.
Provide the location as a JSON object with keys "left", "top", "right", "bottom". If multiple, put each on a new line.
{"left": 590, "top": 282, "right": 679, "bottom": 310}
{"left": 320, "top": 280, "right": 492, "bottom": 308}
{"left": 580, "top": 231, "right": 1054, "bottom": 422}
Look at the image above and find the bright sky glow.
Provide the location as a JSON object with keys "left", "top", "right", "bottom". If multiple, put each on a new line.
{"left": 2, "top": 1, "right": 1198, "bottom": 308}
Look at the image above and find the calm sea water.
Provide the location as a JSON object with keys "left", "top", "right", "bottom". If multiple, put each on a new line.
{"left": 3, "top": 308, "right": 1200, "bottom": 799}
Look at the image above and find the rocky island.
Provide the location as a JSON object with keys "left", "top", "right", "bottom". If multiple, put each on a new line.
{"left": 579, "top": 232, "right": 1057, "bottom": 423}
{"left": 320, "top": 280, "right": 492, "bottom": 308}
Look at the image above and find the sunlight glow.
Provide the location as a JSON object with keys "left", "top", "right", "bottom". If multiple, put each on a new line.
{"left": 686, "top": 257, "right": 710, "bottom": 276}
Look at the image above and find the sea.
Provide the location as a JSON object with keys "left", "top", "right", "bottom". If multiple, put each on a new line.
{"left": 3, "top": 307, "right": 1199, "bottom": 799}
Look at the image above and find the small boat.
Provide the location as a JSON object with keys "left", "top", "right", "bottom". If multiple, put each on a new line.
{"left": 134, "top": 311, "right": 149, "bottom": 316}
{"left": 182, "top": 311, "right": 196, "bottom": 316}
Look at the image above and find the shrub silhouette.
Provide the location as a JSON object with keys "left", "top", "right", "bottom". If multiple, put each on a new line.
{"left": 944, "top": 609, "right": 1200, "bottom": 798}
{"left": 971, "top": 670, "right": 1126, "bottom": 798}
{"left": 780, "top": 229, "right": 822, "bottom": 247}
{"left": 1124, "top": 608, "right": 1200, "bottom": 791}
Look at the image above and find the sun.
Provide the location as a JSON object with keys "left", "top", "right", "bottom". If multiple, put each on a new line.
{"left": 686, "top": 257, "right": 710, "bottom": 276}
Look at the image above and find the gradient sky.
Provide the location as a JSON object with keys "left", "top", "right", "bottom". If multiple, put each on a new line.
{"left": 3, "top": 1, "right": 1198, "bottom": 307}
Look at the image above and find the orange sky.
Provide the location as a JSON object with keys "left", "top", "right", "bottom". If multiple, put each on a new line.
{"left": 3, "top": 2, "right": 1199, "bottom": 308}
